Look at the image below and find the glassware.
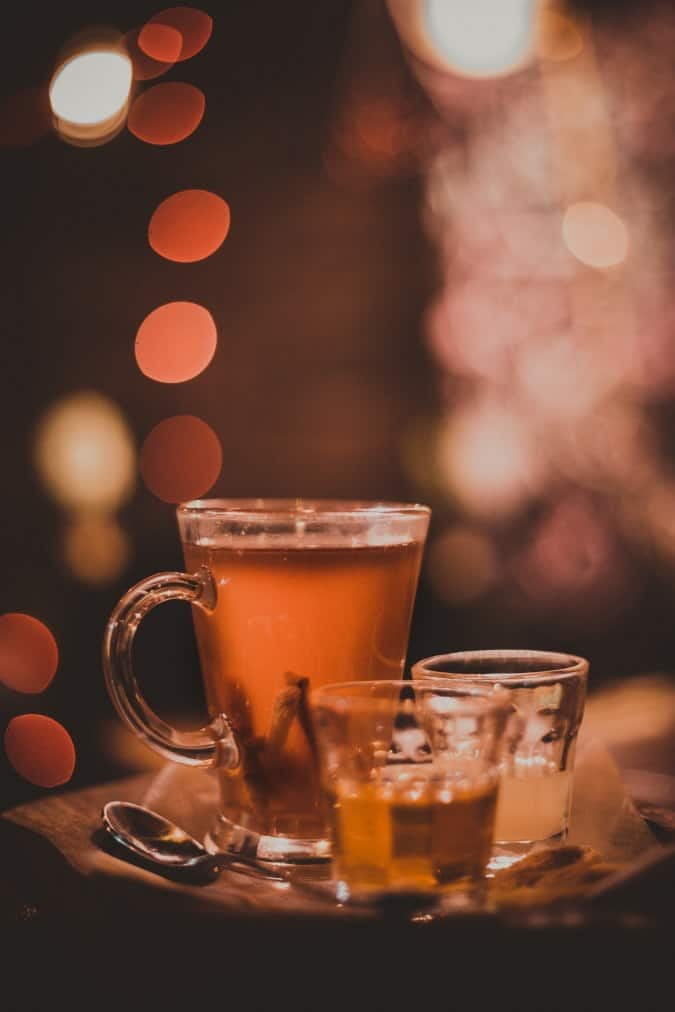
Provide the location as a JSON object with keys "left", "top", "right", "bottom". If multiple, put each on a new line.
{"left": 412, "top": 650, "right": 588, "bottom": 857}
{"left": 103, "top": 499, "right": 429, "bottom": 865}
{"left": 310, "top": 679, "right": 510, "bottom": 905}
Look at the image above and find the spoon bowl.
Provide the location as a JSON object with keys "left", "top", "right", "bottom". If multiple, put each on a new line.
{"left": 102, "top": 801, "right": 287, "bottom": 882}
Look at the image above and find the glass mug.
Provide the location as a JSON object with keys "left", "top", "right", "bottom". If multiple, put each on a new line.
{"left": 412, "top": 650, "right": 588, "bottom": 855}
{"left": 103, "top": 499, "right": 430, "bottom": 863}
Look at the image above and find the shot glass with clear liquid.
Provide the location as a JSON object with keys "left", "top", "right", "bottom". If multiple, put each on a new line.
{"left": 412, "top": 651, "right": 588, "bottom": 861}
{"left": 310, "top": 679, "right": 510, "bottom": 907}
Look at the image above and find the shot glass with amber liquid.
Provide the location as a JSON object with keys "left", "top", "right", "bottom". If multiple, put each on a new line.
{"left": 310, "top": 680, "right": 510, "bottom": 908}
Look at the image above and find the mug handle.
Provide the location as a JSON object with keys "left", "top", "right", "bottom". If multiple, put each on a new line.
{"left": 102, "top": 569, "right": 240, "bottom": 769}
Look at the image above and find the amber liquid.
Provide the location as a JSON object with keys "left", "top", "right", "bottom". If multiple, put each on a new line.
{"left": 183, "top": 539, "right": 423, "bottom": 837}
{"left": 331, "top": 768, "right": 498, "bottom": 893}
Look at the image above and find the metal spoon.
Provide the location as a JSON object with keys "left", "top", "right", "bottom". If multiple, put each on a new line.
{"left": 101, "top": 801, "right": 287, "bottom": 882}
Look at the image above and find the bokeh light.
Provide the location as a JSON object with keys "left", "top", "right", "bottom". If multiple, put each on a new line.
{"left": 128, "top": 82, "right": 205, "bottom": 146}
{"left": 390, "top": 0, "right": 675, "bottom": 636}
{"left": 426, "top": 280, "right": 568, "bottom": 381}
{"left": 526, "top": 497, "right": 611, "bottom": 592}
{"left": 426, "top": 150, "right": 570, "bottom": 279}
{"left": 147, "top": 7, "right": 214, "bottom": 61}
{"left": 0, "top": 614, "right": 58, "bottom": 695}
{"left": 516, "top": 332, "right": 616, "bottom": 422}
{"left": 562, "top": 201, "right": 629, "bottom": 269}
{"left": 424, "top": 0, "right": 537, "bottom": 79}
{"left": 50, "top": 50, "right": 132, "bottom": 125}
{"left": 437, "top": 400, "right": 543, "bottom": 518}
{"left": 517, "top": 496, "right": 632, "bottom": 620}
{"left": 34, "top": 391, "right": 135, "bottom": 513}
{"left": 140, "top": 415, "right": 222, "bottom": 503}
{"left": 135, "top": 301, "right": 217, "bottom": 383}
{"left": 640, "top": 482, "right": 675, "bottom": 562}
{"left": 0, "top": 87, "right": 51, "bottom": 148}
{"left": 557, "top": 399, "right": 657, "bottom": 494}
{"left": 4, "top": 714, "right": 75, "bottom": 788}
{"left": 138, "top": 23, "right": 183, "bottom": 64}
{"left": 326, "top": 91, "right": 426, "bottom": 185}
{"left": 62, "top": 515, "right": 130, "bottom": 586}
{"left": 124, "top": 27, "right": 176, "bottom": 81}
{"left": 536, "top": 9, "right": 584, "bottom": 63}
{"left": 49, "top": 49, "right": 133, "bottom": 145}
{"left": 426, "top": 527, "right": 498, "bottom": 605}
{"left": 148, "top": 189, "right": 231, "bottom": 263}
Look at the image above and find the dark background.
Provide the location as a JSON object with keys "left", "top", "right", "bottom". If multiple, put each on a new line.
{"left": 1, "top": 1, "right": 673, "bottom": 810}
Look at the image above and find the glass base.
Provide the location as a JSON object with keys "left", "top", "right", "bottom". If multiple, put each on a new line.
{"left": 323, "top": 876, "right": 493, "bottom": 921}
{"left": 204, "top": 811, "right": 332, "bottom": 865}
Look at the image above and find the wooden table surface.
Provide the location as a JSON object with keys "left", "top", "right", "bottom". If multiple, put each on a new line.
{"left": 2, "top": 773, "right": 673, "bottom": 1011}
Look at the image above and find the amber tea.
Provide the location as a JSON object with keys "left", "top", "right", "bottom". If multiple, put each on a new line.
{"left": 310, "top": 679, "right": 510, "bottom": 901}
{"left": 331, "top": 767, "right": 498, "bottom": 892}
{"left": 183, "top": 538, "right": 424, "bottom": 837}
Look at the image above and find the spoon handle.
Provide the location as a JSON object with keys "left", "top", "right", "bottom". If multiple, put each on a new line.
{"left": 208, "top": 853, "right": 288, "bottom": 881}
{"left": 100, "top": 819, "right": 286, "bottom": 883}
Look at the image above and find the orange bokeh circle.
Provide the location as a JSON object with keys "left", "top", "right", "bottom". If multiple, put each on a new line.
{"left": 148, "top": 189, "right": 230, "bottom": 263}
{"left": 128, "top": 82, "right": 205, "bottom": 146}
{"left": 138, "top": 22, "right": 183, "bottom": 63}
{"left": 147, "top": 7, "right": 213, "bottom": 61}
{"left": 140, "top": 415, "right": 222, "bottom": 502}
{"left": 4, "top": 714, "right": 76, "bottom": 788}
{"left": 0, "top": 613, "right": 58, "bottom": 694}
{"left": 135, "top": 301, "right": 217, "bottom": 382}
{"left": 124, "top": 27, "right": 176, "bottom": 82}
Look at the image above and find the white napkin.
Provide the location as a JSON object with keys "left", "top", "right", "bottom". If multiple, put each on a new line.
{"left": 568, "top": 737, "right": 657, "bottom": 861}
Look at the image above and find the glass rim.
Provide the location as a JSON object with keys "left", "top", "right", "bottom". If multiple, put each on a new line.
{"left": 310, "top": 678, "right": 511, "bottom": 716}
{"left": 177, "top": 498, "right": 431, "bottom": 521}
{"left": 412, "top": 649, "right": 589, "bottom": 686}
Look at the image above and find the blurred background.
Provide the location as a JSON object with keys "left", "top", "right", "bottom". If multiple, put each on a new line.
{"left": 1, "top": 0, "right": 674, "bottom": 808}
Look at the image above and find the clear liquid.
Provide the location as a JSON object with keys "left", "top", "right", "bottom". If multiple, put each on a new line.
{"left": 494, "top": 763, "right": 571, "bottom": 843}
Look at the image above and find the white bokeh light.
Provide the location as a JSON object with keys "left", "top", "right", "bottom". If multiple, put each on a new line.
{"left": 35, "top": 391, "right": 135, "bottom": 513}
{"left": 424, "top": 0, "right": 537, "bottom": 79}
{"left": 62, "top": 514, "right": 130, "bottom": 585}
{"left": 49, "top": 49, "right": 132, "bottom": 144}
{"left": 562, "top": 201, "right": 629, "bottom": 269}
{"left": 437, "top": 400, "right": 543, "bottom": 518}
